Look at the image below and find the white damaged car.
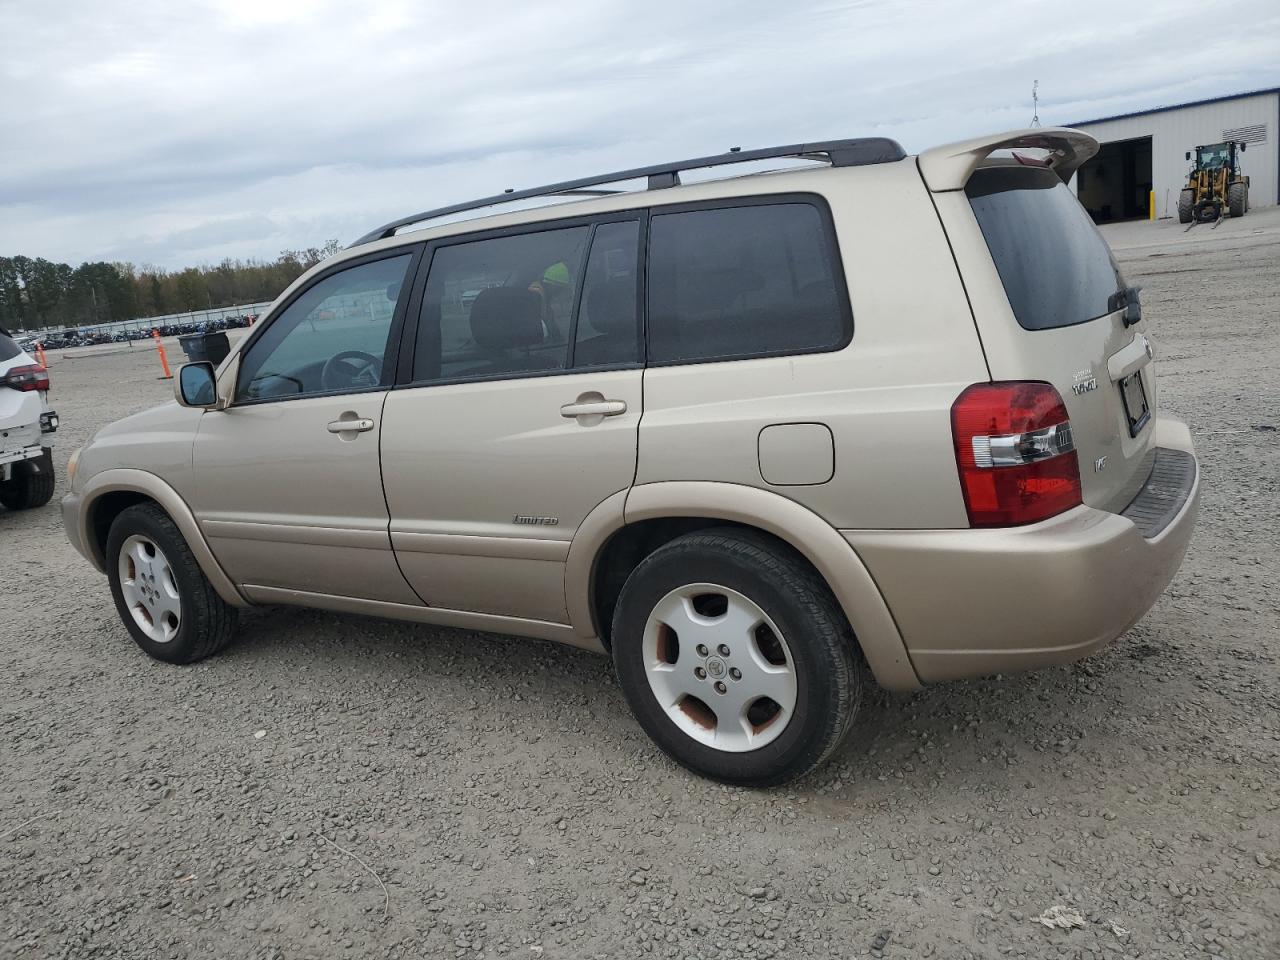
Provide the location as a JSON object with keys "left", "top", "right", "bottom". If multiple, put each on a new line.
{"left": 0, "top": 326, "right": 58, "bottom": 510}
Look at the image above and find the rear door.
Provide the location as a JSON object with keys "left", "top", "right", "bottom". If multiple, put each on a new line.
{"left": 380, "top": 215, "right": 643, "bottom": 625}
{"left": 933, "top": 162, "right": 1156, "bottom": 512}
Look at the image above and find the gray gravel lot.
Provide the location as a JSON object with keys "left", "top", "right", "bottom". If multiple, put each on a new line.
{"left": 2, "top": 210, "right": 1278, "bottom": 960}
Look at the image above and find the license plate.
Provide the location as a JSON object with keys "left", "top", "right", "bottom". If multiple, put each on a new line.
{"left": 1120, "top": 370, "right": 1150, "bottom": 436}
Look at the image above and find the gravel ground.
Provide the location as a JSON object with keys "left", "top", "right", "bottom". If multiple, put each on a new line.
{"left": 2, "top": 210, "right": 1278, "bottom": 960}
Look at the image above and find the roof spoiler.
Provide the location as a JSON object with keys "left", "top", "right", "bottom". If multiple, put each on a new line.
{"left": 916, "top": 127, "right": 1099, "bottom": 192}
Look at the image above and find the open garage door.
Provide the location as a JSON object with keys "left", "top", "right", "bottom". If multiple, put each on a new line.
{"left": 1075, "top": 136, "right": 1153, "bottom": 223}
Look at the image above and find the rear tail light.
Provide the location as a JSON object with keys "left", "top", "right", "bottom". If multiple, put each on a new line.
{"left": 951, "top": 381, "right": 1082, "bottom": 527}
{"left": 1, "top": 364, "right": 50, "bottom": 392}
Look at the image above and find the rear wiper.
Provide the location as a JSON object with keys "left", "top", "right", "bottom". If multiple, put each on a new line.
{"left": 1108, "top": 285, "right": 1143, "bottom": 326}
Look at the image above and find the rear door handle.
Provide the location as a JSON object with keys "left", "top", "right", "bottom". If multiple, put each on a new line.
{"left": 560, "top": 399, "right": 627, "bottom": 419}
{"left": 327, "top": 417, "right": 375, "bottom": 434}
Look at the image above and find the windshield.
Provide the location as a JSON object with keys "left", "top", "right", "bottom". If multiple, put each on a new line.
{"left": 1197, "top": 145, "right": 1230, "bottom": 168}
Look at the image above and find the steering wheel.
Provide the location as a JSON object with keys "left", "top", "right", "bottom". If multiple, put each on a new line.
{"left": 320, "top": 350, "right": 382, "bottom": 391}
{"left": 318, "top": 350, "right": 378, "bottom": 391}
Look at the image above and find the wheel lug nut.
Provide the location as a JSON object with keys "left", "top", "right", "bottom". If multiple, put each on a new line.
{"left": 696, "top": 644, "right": 709, "bottom": 657}
{"left": 717, "top": 644, "right": 730, "bottom": 657}
{"left": 694, "top": 666, "right": 706, "bottom": 679}
{"left": 714, "top": 681, "right": 727, "bottom": 695}
{"left": 729, "top": 668, "right": 742, "bottom": 681}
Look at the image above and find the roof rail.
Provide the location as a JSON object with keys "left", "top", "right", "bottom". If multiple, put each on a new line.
{"left": 350, "top": 137, "right": 906, "bottom": 247}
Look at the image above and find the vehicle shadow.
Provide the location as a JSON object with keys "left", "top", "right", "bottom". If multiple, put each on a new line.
{"left": 217, "top": 602, "right": 1176, "bottom": 800}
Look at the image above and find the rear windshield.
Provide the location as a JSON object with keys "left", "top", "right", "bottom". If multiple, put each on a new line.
{"left": 967, "top": 166, "right": 1123, "bottom": 331}
{"left": 0, "top": 331, "right": 21, "bottom": 363}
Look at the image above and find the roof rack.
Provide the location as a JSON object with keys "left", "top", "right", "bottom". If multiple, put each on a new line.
{"left": 350, "top": 137, "right": 906, "bottom": 247}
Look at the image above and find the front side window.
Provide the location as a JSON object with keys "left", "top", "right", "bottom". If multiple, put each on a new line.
{"left": 647, "top": 202, "right": 848, "bottom": 364}
{"left": 236, "top": 254, "right": 412, "bottom": 401}
{"left": 414, "top": 226, "right": 590, "bottom": 382}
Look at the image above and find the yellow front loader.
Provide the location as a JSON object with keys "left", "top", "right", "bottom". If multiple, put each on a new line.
{"left": 1178, "top": 141, "right": 1250, "bottom": 224}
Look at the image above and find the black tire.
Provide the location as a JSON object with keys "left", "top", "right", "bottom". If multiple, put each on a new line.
{"left": 1228, "top": 182, "right": 1247, "bottom": 219}
{"left": 611, "top": 529, "right": 863, "bottom": 786}
{"left": 0, "top": 449, "right": 56, "bottom": 510}
{"left": 106, "top": 502, "right": 238, "bottom": 664}
{"left": 1177, "top": 190, "right": 1194, "bottom": 224}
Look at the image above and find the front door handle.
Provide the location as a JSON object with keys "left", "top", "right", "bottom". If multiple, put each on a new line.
{"left": 327, "top": 416, "right": 375, "bottom": 434}
{"left": 560, "top": 399, "right": 627, "bottom": 419}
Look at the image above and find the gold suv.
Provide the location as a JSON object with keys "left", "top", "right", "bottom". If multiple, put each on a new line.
{"left": 63, "top": 128, "right": 1199, "bottom": 785}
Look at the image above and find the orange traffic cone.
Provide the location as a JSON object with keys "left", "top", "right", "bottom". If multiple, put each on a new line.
{"left": 152, "top": 329, "right": 172, "bottom": 379}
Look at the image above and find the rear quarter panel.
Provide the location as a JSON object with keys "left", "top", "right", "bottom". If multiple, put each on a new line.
{"left": 635, "top": 160, "right": 989, "bottom": 529}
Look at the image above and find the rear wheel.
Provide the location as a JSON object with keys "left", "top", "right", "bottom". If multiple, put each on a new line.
{"left": 1228, "top": 182, "right": 1247, "bottom": 218}
{"left": 0, "top": 449, "right": 55, "bottom": 510}
{"left": 1177, "top": 189, "right": 1194, "bottom": 224}
{"left": 106, "top": 503, "right": 238, "bottom": 664}
{"left": 611, "top": 529, "right": 863, "bottom": 786}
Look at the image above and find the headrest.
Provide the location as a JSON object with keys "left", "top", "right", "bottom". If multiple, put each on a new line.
{"left": 584, "top": 280, "right": 636, "bottom": 336}
{"left": 469, "top": 288, "right": 543, "bottom": 351}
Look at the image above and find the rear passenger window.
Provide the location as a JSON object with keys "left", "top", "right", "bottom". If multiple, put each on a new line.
{"left": 647, "top": 202, "right": 848, "bottom": 364}
{"left": 573, "top": 220, "right": 640, "bottom": 368}
{"left": 414, "top": 226, "right": 590, "bottom": 382}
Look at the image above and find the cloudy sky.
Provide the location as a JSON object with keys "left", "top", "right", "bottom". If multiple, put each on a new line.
{"left": 2, "top": 0, "right": 1277, "bottom": 269}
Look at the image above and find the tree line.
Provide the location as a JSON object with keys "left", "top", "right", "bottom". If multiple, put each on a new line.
{"left": 0, "top": 241, "right": 343, "bottom": 333}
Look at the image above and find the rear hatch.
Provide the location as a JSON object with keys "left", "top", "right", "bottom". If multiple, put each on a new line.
{"left": 960, "top": 162, "right": 1156, "bottom": 513}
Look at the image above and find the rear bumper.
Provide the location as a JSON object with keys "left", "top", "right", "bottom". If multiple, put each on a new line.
{"left": 0, "top": 444, "right": 46, "bottom": 468}
{"left": 0, "top": 417, "right": 44, "bottom": 466}
{"left": 844, "top": 417, "right": 1199, "bottom": 683}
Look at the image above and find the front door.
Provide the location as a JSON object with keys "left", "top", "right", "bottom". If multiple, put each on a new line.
{"left": 192, "top": 248, "right": 423, "bottom": 605}
{"left": 381, "top": 217, "right": 644, "bottom": 624}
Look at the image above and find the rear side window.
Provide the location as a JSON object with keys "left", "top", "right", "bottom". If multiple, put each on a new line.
{"left": 647, "top": 202, "right": 848, "bottom": 364}
{"left": 0, "top": 332, "right": 20, "bottom": 363}
{"left": 573, "top": 220, "right": 641, "bottom": 368}
{"left": 967, "top": 166, "right": 1124, "bottom": 331}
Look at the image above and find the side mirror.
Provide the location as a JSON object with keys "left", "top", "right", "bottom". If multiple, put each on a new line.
{"left": 176, "top": 361, "right": 218, "bottom": 408}
{"left": 1240, "top": 142, "right": 1246, "bottom": 153}
{"left": 1184, "top": 151, "right": 1191, "bottom": 161}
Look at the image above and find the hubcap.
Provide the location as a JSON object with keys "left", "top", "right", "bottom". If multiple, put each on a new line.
{"left": 642, "top": 583, "right": 797, "bottom": 752}
{"left": 118, "top": 535, "right": 181, "bottom": 643}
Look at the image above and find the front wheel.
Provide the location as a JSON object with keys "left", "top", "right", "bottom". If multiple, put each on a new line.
{"left": 106, "top": 503, "right": 238, "bottom": 664}
{"left": 0, "top": 449, "right": 55, "bottom": 510}
{"left": 1228, "top": 182, "right": 1247, "bottom": 218}
{"left": 1177, "top": 189, "right": 1194, "bottom": 224}
{"left": 611, "top": 529, "right": 863, "bottom": 786}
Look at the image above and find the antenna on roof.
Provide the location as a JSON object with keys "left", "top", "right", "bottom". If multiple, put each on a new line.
{"left": 1031, "top": 80, "right": 1042, "bottom": 128}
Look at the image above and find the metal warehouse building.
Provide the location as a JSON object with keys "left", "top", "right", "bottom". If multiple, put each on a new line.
{"left": 1067, "top": 87, "right": 1278, "bottom": 223}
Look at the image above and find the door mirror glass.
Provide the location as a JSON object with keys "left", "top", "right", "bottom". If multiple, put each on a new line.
{"left": 176, "top": 362, "right": 218, "bottom": 407}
